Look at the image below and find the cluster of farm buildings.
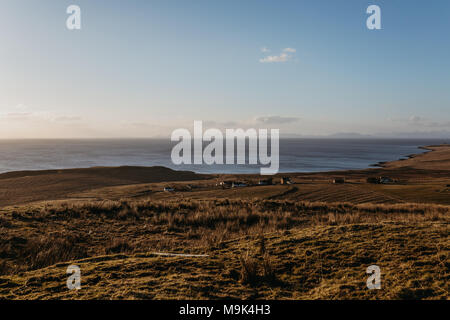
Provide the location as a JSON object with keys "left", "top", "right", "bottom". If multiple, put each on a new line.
{"left": 163, "top": 176, "right": 396, "bottom": 192}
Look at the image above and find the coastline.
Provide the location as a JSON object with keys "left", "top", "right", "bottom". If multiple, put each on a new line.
{"left": 372, "top": 145, "right": 434, "bottom": 168}
{"left": 0, "top": 144, "right": 447, "bottom": 177}
{"left": 0, "top": 144, "right": 449, "bottom": 208}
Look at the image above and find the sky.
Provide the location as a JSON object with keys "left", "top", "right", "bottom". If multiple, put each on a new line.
{"left": 0, "top": 0, "right": 449, "bottom": 138}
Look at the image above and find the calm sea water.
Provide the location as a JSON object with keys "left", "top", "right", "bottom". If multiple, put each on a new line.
{"left": 0, "top": 139, "right": 446, "bottom": 174}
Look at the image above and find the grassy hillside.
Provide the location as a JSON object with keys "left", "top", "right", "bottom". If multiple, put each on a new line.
{"left": 0, "top": 199, "right": 448, "bottom": 299}
{"left": 0, "top": 166, "right": 208, "bottom": 207}
{"left": 0, "top": 145, "right": 448, "bottom": 300}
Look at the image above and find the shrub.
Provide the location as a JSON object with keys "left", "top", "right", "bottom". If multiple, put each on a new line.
{"left": 262, "top": 254, "right": 277, "bottom": 283}
{"left": 240, "top": 254, "right": 259, "bottom": 285}
{"left": 25, "top": 234, "right": 89, "bottom": 270}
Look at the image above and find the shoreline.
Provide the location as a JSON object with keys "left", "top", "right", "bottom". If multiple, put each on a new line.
{"left": 0, "top": 144, "right": 447, "bottom": 178}
{"left": 371, "top": 145, "right": 434, "bottom": 168}
{"left": 0, "top": 144, "right": 448, "bottom": 208}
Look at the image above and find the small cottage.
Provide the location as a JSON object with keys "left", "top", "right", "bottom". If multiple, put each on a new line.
{"left": 367, "top": 177, "right": 380, "bottom": 184}
{"left": 219, "top": 181, "right": 234, "bottom": 188}
{"left": 379, "top": 177, "right": 394, "bottom": 184}
{"left": 232, "top": 182, "right": 247, "bottom": 188}
{"left": 258, "top": 178, "right": 273, "bottom": 185}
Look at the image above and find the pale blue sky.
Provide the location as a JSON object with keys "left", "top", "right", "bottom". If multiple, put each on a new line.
{"left": 0, "top": 0, "right": 449, "bottom": 138}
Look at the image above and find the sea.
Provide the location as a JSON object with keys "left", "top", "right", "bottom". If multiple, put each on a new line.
{"left": 0, "top": 139, "right": 447, "bottom": 174}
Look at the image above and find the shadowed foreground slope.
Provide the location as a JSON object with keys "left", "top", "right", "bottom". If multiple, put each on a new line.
{"left": 0, "top": 200, "right": 448, "bottom": 300}
{"left": 0, "top": 166, "right": 207, "bottom": 207}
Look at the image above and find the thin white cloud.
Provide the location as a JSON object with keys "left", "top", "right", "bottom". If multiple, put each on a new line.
{"left": 256, "top": 115, "right": 300, "bottom": 125}
{"left": 388, "top": 115, "right": 450, "bottom": 128}
{"left": 259, "top": 53, "right": 290, "bottom": 63}
{"left": 203, "top": 120, "right": 239, "bottom": 128}
{"left": 261, "top": 47, "right": 270, "bottom": 53}
{"left": 0, "top": 112, "right": 33, "bottom": 121}
{"left": 54, "top": 116, "right": 82, "bottom": 122}
{"left": 259, "top": 48, "right": 296, "bottom": 63}
{"left": 0, "top": 104, "right": 81, "bottom": 123}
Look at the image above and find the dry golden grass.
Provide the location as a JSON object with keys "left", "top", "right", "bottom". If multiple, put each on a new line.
{"left": 382, "top": 145, "right": 450, "bottom": 170}
{"left": 0, "top": 198, "right": 448, "bottom": 299}
{"left": 0, "top": 145, "right": 449, "bottom": 300}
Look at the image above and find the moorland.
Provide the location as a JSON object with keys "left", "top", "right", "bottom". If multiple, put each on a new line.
{"left": 0, "top": 145, "right": 448, "bottom": 299}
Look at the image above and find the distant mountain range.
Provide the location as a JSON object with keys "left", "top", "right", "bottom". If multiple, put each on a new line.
{"left": 282, "top": 131, "right": 450, "bottom": 139}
